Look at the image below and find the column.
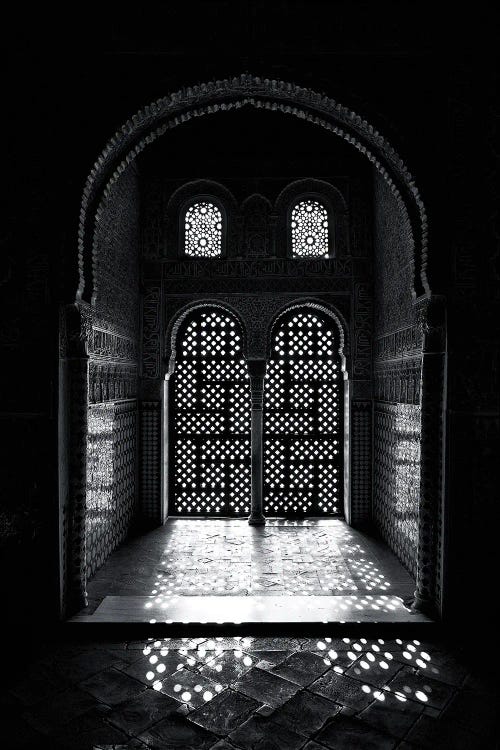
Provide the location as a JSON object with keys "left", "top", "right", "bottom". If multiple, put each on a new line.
{"left": 412, "top": 296, "right": 447, "bottom": 617}
{"left": 63, "top": 303, "right": 92, "bottom": 616}
{"left": 248, "top": 359, "right": 267, "bottom": 525}
{"left": 67, "top": 354, "right": 89, "bottom": 614}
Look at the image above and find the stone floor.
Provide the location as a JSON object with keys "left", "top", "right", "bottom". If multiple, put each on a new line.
{"left": 3, "top": 633, "right": 497, "bottom": 749}
{"left": 85, "top": 519, "right": 417, "bottom": 615}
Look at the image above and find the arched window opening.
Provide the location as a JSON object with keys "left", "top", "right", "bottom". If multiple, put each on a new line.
{"left": 183, "top": 200, "right": 223, "bottom": 257}
{"left": 290, "top": 199, "right": 329, "bottom": 258}
{"left": 264, "top": 309, "right": 343, "bottom": 517}
{"left": 171, "top": 309, "right": 251, "bottom": 516}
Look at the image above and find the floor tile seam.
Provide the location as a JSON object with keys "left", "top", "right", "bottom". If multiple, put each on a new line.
{"left": 388, "top": 656, "right": 465, "bottom": 685}
{"left": 79, "top": 664, "right": 151, "bottom": 695}
{"left": 104, "top": 690, "right": 190, "bottom": 740}
{"left": 353, "top": 696, "right": 423, "bottom": 744}
{"left": 49, "top": 713, "right": 131, "bottom": 745}
{"left": 308, "top": 663, "right": 428, "bottom": 702}
{"left": 300, "top": 706, "right": 376, "bottom": 748}
{"left": 240, "top": 663, "right": 313, "bottom": 690}
{"left": 335, "top": 668, "right": 446, "bottom": 714}
{"left": 185, "top": 686, "right": 263, "bottom": 732}
{"left": 391, "top": 707, "right": 436, "bottom": 748}
{"left": 310, "top": 703, "right": 406, "bottom": 748}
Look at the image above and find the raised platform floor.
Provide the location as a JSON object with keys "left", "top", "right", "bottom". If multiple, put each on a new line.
{"left": 77, "top": 519, "right": 425, "bottom": 625}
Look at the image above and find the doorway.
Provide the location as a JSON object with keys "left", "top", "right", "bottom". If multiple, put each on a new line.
{"left": 170, "top": 308, "right": 251, "bottom": 517}
{"left": 264, "top": 308, "right": 343, "bottom": 518}
{"left": 169, "top": 304, "right": 344, "bottom": 520}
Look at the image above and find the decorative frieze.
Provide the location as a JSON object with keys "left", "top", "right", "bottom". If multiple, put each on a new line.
{"left": 91, "top": 329, "right": 137, "bottom": 362}
{"left": 374, "top": 325, "right": 423, "bottom": 362}
{"left": 353, "top": 282, "right": 372, "bottom": 379}
{"left": 158, "top": 257, "right": 353, "bottom": 278}
{"left": 142, "top": 285, "right": 162, "bottom": 379}
{"left": 374, "top": 357, "right": 422, "bottom": 405}
{"left": 88, "top": 362, "right": 138, "bottom": 404}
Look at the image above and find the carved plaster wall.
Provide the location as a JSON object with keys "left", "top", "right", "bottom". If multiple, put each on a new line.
{"left": 373, "top": 171, "right": 423, "bottom": 579}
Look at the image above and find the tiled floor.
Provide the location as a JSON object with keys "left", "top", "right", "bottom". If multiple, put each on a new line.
{"left": 4, "top": 634, "right": 497, "bottom": 748}
{"left": 85, "top": 519, "right": 417, "bottom": 615}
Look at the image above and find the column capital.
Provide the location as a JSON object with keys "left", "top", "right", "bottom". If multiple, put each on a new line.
{"left": 247, "top": 359, "right": 267, "bottom": 379}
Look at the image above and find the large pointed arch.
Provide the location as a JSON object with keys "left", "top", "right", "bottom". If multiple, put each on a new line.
{"left": 77, "top": 74, "right": 429, "bottom": 306}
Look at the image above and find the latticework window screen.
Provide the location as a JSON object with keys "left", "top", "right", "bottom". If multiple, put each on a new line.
{"left": 264, "top": 310, "right": 343, "bottom": 516}
{"left": 290, "top": 199, "right": 329, "bottom": 257}
{"left": 184, "top": 201, "right": 222, "bottom": 257}
{"left": 171, "top": 310, "right": 251, "bottom": 516}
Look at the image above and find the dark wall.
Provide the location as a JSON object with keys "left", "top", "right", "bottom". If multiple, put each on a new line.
{"left": 442, "top": 60, "right": 500, "bottom": 625}
{"left": 1, "top": 3, "right": 498, "bottom": 630}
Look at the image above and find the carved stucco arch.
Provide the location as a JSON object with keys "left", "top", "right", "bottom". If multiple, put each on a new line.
{"left": 266, "top": 299, "right": 349, "bottom": 372}
{"left": 164, "top": 299, "right": 249, "bottom": 377}
{"left": 78, "top": 74, "right": 429, "bottom": 305}
{"left": 275, "top": 179, "right": 348, "bottom": 216}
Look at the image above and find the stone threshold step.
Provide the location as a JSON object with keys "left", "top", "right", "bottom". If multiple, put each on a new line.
{"left": 71, "top": 595, "right": 432, "bottom": 624}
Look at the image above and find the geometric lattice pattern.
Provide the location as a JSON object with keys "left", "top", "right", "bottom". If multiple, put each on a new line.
{"left": 86, "top": 402, "right": 138, "bottom": 579}
{"left": 290, "top": 199, "right": 329, "bottom": 258}
{"left": 264, "top": 310, "right": 343, "bottom": 516}
{"left": 140, "top": 402, "right": 161, "bottom": 525}
{"left": 373, "top": 403, "right": 421, "bottom": 578}
{"left": 184, "top": 201, "right": 222, "bottom": 257}
{"left": 350, "top": 401, "right": 372, "bottom": 526}
{"left": 171, "top": 310, "right": 251, "bottom": 516}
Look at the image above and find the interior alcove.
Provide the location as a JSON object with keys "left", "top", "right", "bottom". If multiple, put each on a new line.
{"left": 63, "top": 92, "right": 437, "bottom": 624}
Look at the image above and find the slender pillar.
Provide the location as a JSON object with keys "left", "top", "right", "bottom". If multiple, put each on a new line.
{"left": 62, "top": 302, "right": 92, "bottom": 615}
{"left": 67, "top": 354, "right": 89, "bottom": 613}
{"left": 248, "top": 359, "right": 267, "bottom": 525}
{"left": 412, "top": 296, "right": 447, "bottom": 617}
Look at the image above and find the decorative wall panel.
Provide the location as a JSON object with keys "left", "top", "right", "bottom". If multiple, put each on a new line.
{"left": 86, "top": 401, "right": 138, "bottom": 580}
{"left": 373, "top": 403, "right": 421, "bottom": 578}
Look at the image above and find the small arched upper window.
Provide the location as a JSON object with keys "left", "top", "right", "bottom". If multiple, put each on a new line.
{"left": 290, "top": 199, "right": 330, "bottom": 258}
{"left": 184, "top": 200, "right": 223, "bottom": 257}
